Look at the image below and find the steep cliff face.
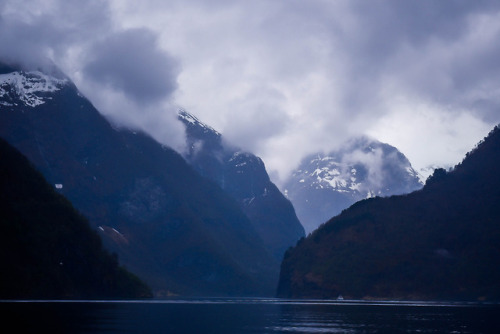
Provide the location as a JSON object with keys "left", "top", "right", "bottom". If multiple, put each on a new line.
{"left": 0, "top": 63, "right": 278, "bottom": 297}
{"left": 179, "top": 110, "right": 305, "bottom": 260}
{"left": 277, "top": 126, "right": 500, "bottom": 301}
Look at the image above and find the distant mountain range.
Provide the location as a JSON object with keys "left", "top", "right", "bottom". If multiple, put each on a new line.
{"left": 0, "top": 62, "right": 295, "bottom": 297}
{"left": 283, "top": 137, "right": 423, "bottom": 233}
{"left": 278, "top": 126, "right": 500, "bottom": 301}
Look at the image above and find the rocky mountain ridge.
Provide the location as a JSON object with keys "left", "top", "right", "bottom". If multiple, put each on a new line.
{"left": 178, "top": 109, "right": 305, "bottom": 260}
{"left": 0, "top": 62, "right": 279, "bottom": 297}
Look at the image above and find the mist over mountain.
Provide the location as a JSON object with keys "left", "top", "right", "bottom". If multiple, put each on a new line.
{"left": 0, "top": 62, "right": 278, "bottom": 297}
{"left": 283, "top": 137, "right": 423, "bottom": 233}
{"left": 278, "top": 126, "right": 500, "bottom": 301}
{"left": 178, "top": 110, "right": 305, "bottom": 260}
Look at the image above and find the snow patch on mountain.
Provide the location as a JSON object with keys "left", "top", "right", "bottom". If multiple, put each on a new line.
{"left": 293, "top": 152, "right": 387, "bottom": 198}
{"left": 284, "top": 137, "right": 424, "bottom": 233}
{"left": 178, "top": 108, "right": 219, "bottom": 135}
{"left": 0, "top": 71, "right": 68, "bottom": 108}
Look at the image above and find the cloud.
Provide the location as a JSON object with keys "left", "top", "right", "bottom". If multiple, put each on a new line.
{"left": 0, "top": 0, "right": 111, "bottom": 69}
{"left": 147, "top": 0, "right": 500, "bottom": 181}
{"left": 366, "top": 97, "right": 493, "bottom": 171}
{"left": 77, "top": 27, "right": 186, "bottom": 151}
{"left": 221, "top": 86, "right": 290, "bottom": 152}
{"left": 342, "top": 147, "right": 385, "bottom": 191}
{"left": 3, "top": 0, "right": 500, "bottom": 183}
{"left": 0, "top": 0, "right": 185, "bottom": 151}
{"left": 82, "top": 28, "right": 179, "bottom": 105}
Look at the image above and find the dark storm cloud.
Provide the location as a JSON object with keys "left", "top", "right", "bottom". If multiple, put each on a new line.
{"left": 83, "top": 28, "right": 180, "bottom": 105}
{"left": 0, "top": 0, "right": 111, "bottom": 69}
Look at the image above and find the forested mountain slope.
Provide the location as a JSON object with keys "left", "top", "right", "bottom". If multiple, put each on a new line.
{"left": 0, "top": 137, "right": 152, "bottom": 299}
{"left": 0, "top": 62, "right": 277, "bottom": 297}
{"left": 278, "top": 126, "right": 500, "bottom": 301}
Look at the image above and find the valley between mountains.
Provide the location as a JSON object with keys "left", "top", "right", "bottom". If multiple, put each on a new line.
{"left": 1, "top": 61, "right": 499, "bottom": 301}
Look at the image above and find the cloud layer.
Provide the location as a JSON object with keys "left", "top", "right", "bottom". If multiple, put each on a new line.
{"left": 2, "top": 0, "right": 500, "bottom": 183}
{"left": 0, "top": 0, "right": 186, "bottom": 151}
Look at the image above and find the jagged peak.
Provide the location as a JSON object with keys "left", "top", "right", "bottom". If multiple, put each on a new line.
{"left": 178, "top": 108, "right": 220, "bottom": 136}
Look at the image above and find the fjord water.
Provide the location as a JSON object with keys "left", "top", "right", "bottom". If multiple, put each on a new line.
{"left": 1, "top": 299, "right": 499, "bottom": 333}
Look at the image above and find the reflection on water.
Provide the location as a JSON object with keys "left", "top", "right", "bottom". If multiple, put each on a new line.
{"left": 1, "top": 299, "right": 499, "bottom": 333}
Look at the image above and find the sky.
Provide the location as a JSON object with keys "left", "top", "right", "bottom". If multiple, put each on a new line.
{"left": 1, "top": 0, "right": 500, "bottom": 185}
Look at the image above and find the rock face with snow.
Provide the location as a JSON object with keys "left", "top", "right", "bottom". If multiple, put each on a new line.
{"left": 0, "top": 69, "right": 68, "bottom": 108}
{"left": 178, "top": 110, "right": 305, "bottom": 260}
{"left": 284, "top": 137, "right": 423, "bottom": 233}
{"left": 0, "top": 62, "right": 278, "bottom": 297}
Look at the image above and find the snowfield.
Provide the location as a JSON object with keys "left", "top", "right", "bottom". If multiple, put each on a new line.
{"left": 0, "top": 71, "right": 67, "bottom": 108}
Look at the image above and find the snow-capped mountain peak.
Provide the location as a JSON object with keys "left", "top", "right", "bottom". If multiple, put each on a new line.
{"left": 178, "top": 108, "right": 220, "bottom": 136}
{"left": 284, "top": 137, "right": 424, "bottom": 233}
{"left": 0, "top": 71, "right": 68, "bottom": 108}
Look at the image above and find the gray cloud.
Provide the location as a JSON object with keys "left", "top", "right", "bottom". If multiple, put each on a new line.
{"left": 0, "top": 0, "right": 111, "bottom": 69}
{"left": 83, "top": 28, "right": 179, "bottom": 105}
{"left": 222, "top": 86, "right": 290, "bottom": 152}
{"left": 138, "top": 0, "right": 500, "bottom": 180}
{"left": 326, "top": 1, "right": 500, "bottom": 118}
{"left": 3, "top": 0, "right": 500, "bottom": 182}
{"left": 0, "top": 0, "right": 185, "bottom": 151}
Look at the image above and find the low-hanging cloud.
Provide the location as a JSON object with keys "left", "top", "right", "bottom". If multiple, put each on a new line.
{"left": 144, "top": 0, "right": 500, "bottom": 181}
{"left": 77, "top": 27, "right": 186, "bottom": 151}
{"left": 342, "top": 147, "right": 385, "bottom": 192}
{"left": 0, "top": 0, "right": 186, "bottom": 151}
{"left": 82, "top": 28, "right": 179, "bottom": 105}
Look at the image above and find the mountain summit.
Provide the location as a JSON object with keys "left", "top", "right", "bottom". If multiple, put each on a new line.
{"left": 278, "top": 126, "right": 500, "bottom": 301}
{"left": 283, "top": 137, "right": 423, "bottom": 233}
{"left": 0, "top": 62, "right": 278, "bottom": 297}
{"left": 178, "top": 109, "right": 305, "bottom": 260}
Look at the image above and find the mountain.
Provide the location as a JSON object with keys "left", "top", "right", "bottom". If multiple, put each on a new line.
{"left": 277, "top": 126, "right": 500, "bottom": 301}
{"left": 178, "top": 110, "right": 305, "bottom": 260}
{"left": 0, "top": 137, "right": 152, "bottom": 299}
{"left": 0, "top": 62, "right": 278, "bottom": 297}
{"left": 283, "top": 137, "right": 423, "bottom": 233}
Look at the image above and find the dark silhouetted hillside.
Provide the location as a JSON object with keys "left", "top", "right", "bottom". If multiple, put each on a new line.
{"left": 179, "top": 110, "right": 305, "bottom": 261}
{"left": 0, "top": 137, "right": 152, "bottom": 299}
{"left": 0, "top": 62, "right": 277, "bottom": 297}
{"left": 278, "top": 126, "right": 500, "bottom": 301}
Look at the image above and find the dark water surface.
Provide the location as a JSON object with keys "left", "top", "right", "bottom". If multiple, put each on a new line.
{"left": 1, "top": 298, "right": 499, "bottom": 333}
